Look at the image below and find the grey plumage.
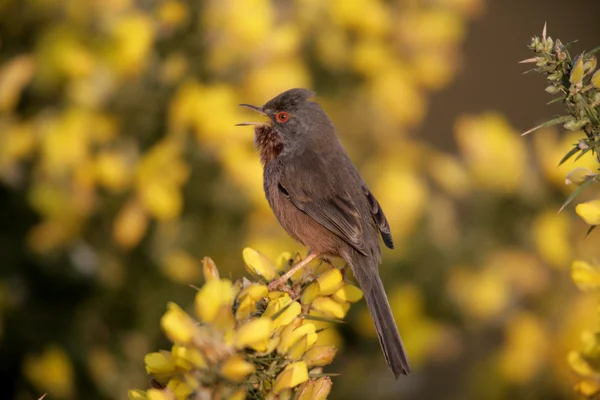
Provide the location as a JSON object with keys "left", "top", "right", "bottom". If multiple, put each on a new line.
{"left": 240, "top": 88, "right": 411, "bottom": 378}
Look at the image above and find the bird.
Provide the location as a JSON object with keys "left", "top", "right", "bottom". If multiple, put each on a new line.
{"left": 236, "top": 88, "right": 411, "bottom": 378}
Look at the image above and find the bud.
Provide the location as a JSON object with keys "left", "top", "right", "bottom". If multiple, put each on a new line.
{"left": 545, "top": 85, "right": 559, "bottom": 94}
{"left": 201, "top": 257, "right": 219, "bottom": 281}
{"left": 220, "top": 355, "right": 255, "bottom": 382}
{"left": 575, "top": 199, "right": 600, "bottom": 225}
{"left": 303, "top": 345, "right": 337, "bottom": 368}
{"left": 592, "top": 70, "right": 600, "bottom": 89}
{"left": 273, "top": 361, "right": 309, "bottom": 393}
{"left": 311, "top": 377, "right": 333, "bottom": 400}
{"left": 570, "top": 56, "right": 584, "bottom": 84}
{"left": 565, "top": 167, "right": 593, "bottom": 186}
{"left": 311, "top": 296, "right": 346, "bottom": 319}
{"left": 584, "top": 56, "right": 597, "bottom": 74}
{"left": 293, "top": 380, "right": 314, "bottom": 400}
{"left": 242, "top": 247, "right": 278, "bottom": 280}
{"left": 316, "top": 269, "right": 343, "bottom": 295}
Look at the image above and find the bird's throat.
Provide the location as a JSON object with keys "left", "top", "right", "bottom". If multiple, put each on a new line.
{"left": 254, "top": 125, "right": 284, "bottom": 165}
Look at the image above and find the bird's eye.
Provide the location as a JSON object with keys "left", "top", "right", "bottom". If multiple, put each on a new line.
{"left": 276, "top": 111, "right": 289, "bottom": 123}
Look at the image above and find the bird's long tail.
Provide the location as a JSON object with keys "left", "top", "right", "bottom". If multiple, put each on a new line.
{"left": 349, "top": 255, "right": 411, "bottom": 378}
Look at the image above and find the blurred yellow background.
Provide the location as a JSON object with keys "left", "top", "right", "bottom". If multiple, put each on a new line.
{"left": 1, "top": 0, "right": 600, "bottom": 399}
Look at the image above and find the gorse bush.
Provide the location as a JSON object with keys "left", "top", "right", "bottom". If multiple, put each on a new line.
{"left": 523, "top": 25, "right": 600, "bottom": 399}
{"left": 129, "top": 249, "right": 362, "bottom": 400}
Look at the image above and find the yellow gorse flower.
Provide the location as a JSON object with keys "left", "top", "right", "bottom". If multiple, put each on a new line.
{"left": 576, "top": 200, "right": 600, "bottom": 226}
{"left": 133, "top": 251, "right": 354, "bottom": 399}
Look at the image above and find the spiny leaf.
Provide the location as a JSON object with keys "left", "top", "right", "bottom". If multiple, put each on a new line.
{"left": 271, "top": 300, "right": 294, "bottom": 320}
{"left": 574, "top": 146, "right": 592, "bottom": 161}
{"left": 547, "top": 97, "right": 564, "bottom": 105}
{"left": 558, "top": 146, "right": 581, "bottom": 166}
{"left": 522, "top": 116, "right": 572, "bottom": 136}
{"left": 308, "top": 372, "right": 341, "bottom": 378}
{"left": 585, "top": 224, "right": 597, "bottom": 238}
{"left": 559, "top": 176, "right": 596, "bottom": 213}
{"left": 562, "top": 40, "right": 579, "bottom": 50}
{"left": 584, "top": 45, "right": 600, "bottom": 58}
{"left": 301, "top": 314, "right": 346, "bottom": 324}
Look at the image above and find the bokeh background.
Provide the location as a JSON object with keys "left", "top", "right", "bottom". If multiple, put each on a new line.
{"left": 1, "top": 0, "right": 600, "bottom": 399}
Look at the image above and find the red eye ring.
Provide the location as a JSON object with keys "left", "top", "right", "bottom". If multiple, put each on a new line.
{"left": 276, "top": 111, "right": 289, "bottom": 123}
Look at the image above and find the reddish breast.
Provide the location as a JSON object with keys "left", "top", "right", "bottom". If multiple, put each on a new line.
{"left": 254, "top": 125, "right": 284, "bottom": 165}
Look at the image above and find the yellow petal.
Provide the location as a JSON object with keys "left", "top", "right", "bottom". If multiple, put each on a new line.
{"left": 239, "top": 283, "right": 268, "bottom": 301}
{"left": 194, "top": 279, "right": 234, "bottom": 322}
{"left": 113, "top": 199, "right": 148, "bottom": 250}
{"left": 275, "top": 252, "right": 293, "bottom": 272}
{"left": 332, "top": 284, "right": 363, "bottom": 303}
{"left": 576, "top": 200, "right": 600, "bottom": 225}
{"left": 235, "top": 318, "right": 274, "bottom": 349}
{"left": 242, "top": 247, "right": 278, "bottom": 280}
{"left": 235, "top": 295, "right": 257, "bottom": 321}
{"left": 288, "top": 336, "right": 310, "bottom": 360}
{"left": 272, "top": 301, "right": 302, "bottom": 330}
{"left": 576, "top": 380, "right": 600, "bottom": 397}
{"left": 311, "top": 377, "right": 333, "bottom": 400}
{"left": 146, "top": 389, "right": 173, "bottom": 400}
{"left": 568, "top": 351, "right": 594, "bottom": 377}
{"left": 201, "top": 257, "right": 220, "bottom": 281}
{"left": 128, "top": 390, "right": 147, "bottom": 400}
{"left": 311, "top": 297, "right": 346, "bottom": 319}
{"left": 166, "top": 378, "right": 193, "bottom": 400}
{"left": 273, "top": 361, "right": 308, "bottom": 393}
{"left": 571, "top": 260, "right": 600, "bottom": 291}
{"left": 300, "top": 282, "right": 320, "bottom": 305}
{"left": 316, "top": 269, "right": 343, "bottom": 296}
{"left": 171, "top": 344, "right": 206, "bottom": 370}
{"left": 303, "top": 345, "right": 337, "bottom": 368}
{"left": 278, "top": 323, "right": 316, "bottom": 355}
{"left": 144, "top": 352, "right": 176, "bottom": 375}
{"left": 160, "top": 302, "right": 197, "bottom": 344}
{"left": 139, "top": 180, "right": 182, "bottom": 220}
{"left": 220, "top": 355, "right": 255, "bottom": 382}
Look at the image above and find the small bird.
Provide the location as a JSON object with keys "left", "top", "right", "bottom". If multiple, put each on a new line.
{"left": 236, "top": 88, "right": 411, "bottom": 377}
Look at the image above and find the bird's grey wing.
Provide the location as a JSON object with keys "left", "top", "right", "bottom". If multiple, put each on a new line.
{"left": 362, "top": 186, "right": 394, "bottom": 249}
{"left": 279, "top": 150, "right": 369, "bottom": 256}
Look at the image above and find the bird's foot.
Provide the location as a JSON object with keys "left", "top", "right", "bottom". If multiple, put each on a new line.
{"left": 267, "top": 252, "right": 319, "bottom": 292}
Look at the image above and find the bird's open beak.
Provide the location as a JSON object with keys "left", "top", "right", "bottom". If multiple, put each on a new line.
{"left": 236, "top": 104, "right": 269, "bottom": 127}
